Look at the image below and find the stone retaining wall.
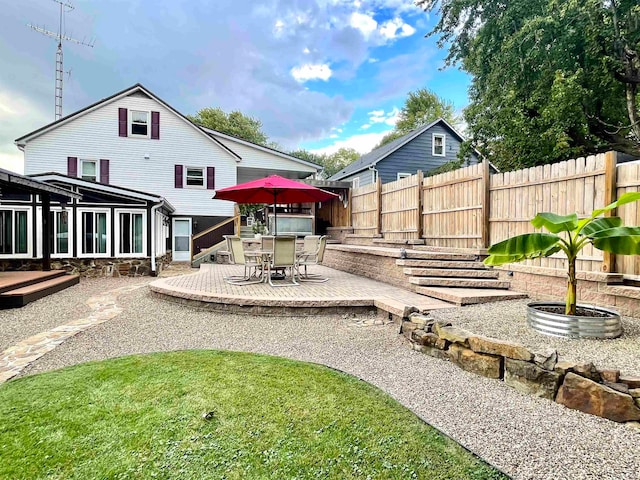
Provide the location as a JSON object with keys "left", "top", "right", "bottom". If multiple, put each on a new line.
{"left": 0, "top": 253, "right": 172, "bottom": 277}
{"left": 402, "top": 314, "right": 640, "bottom": 424}
{"left": 323, "top": 248, "right": 407, "bottom": 289}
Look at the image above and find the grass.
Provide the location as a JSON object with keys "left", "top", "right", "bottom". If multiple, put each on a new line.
{"left": 0, "top": 350, "right": 507, "bottom": 479}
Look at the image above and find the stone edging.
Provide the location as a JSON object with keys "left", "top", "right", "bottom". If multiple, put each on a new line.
{"left": 0, "top": 284, "right": 146, "bottom": 384}
{"left": 402, "top": 314, "right": 640, "bottom": 424}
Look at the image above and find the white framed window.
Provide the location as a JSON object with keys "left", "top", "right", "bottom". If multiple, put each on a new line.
{"left": 77, "top": 209, "right": 110, "bottom": 257}
{"left": 397, "top": 172, "right": 412, "bottom": 180}
{"left": 432, "top": 133, "right": 446, "bottom": 157}
{"left": 185, "top": 167, "right": 205, "bottom": 188}
{"left": 0, "top": 208, "right": 32, "bottom": 258}
{"left": 81, "top": 159, "right": 98, "bottom": 182}
{"left": 130, "top": 110, "right": 150, "bottom": 137}
{"left": 115, "top": 209, "right": 147, "bottom": 257}
{"left": 37, "top": 208, "right": 73, "bottom": 258}
{"left": 352, "top": 177, "right": 360, "bottom": 189}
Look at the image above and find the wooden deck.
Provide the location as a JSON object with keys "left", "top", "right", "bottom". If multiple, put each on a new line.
{"left": 0, "top": 271, "right": 80, "bottom": 308}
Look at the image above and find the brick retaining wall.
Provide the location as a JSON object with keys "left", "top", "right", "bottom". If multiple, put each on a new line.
{"left": 323, "top": 248, "right": 407, "bottom": 289}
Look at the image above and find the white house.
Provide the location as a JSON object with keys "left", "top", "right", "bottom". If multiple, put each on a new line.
{"left": 12, "top": 84, "right": 320, "bottom": 270}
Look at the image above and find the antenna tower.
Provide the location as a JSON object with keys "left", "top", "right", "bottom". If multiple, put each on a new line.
{"left": 28, "top": 0, "right": 94, "bottom": 120}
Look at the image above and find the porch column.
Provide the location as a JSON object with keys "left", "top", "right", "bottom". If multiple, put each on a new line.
{"left": 42, "top": 193, "right": 51, "bottom": 271}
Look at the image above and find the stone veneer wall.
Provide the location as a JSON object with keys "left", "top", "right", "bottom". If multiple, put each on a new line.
{"left": 402, "top": 314, "right": 640, "bottom": 424}
{"left": 0, "top": 253, "right": 172, "bottom": 277}
{"left": 323, "top": 247, "right": 407, "bottom": 289}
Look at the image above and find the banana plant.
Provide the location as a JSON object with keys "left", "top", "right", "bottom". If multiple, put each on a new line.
{"left": 484, "top": 192, "right": 640, "bottom": 315}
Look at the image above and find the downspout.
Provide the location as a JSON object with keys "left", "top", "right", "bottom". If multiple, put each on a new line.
{"left": 150, "top": 198, "right": 166, "bottom": 276}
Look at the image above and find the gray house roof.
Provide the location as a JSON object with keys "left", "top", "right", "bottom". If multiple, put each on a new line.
{"left": 328, "top": 118, "right": 470, "bottom": 181}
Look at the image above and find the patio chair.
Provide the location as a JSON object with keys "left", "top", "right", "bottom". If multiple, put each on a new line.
{"left": 301, "top": 235, "right": 321, "bottom": 255}
{"left": 261, "top": 235, "right": 275, "bottom": 253}
{"left": 267, "top": 236, "right": 299, "bottom": 287}
{"left": 224, "top": 235, "right": 263, "bottom": 285}
{"left": 296, "top": 235, "right": 328, "bottom": 282}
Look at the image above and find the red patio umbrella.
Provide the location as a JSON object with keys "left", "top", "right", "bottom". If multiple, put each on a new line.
{"left": 213, "top": 175, "right": 338, "bottom": 235}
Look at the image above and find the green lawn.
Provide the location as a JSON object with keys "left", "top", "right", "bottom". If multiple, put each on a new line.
{"left": 0, "top": 350, "right": 506, "bottom": 479}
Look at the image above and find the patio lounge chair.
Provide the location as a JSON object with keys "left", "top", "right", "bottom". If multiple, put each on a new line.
{"left": 224, "top": 235, "right": 263, "bottom": 285}
{"left": 296, "top": 235, "right": 328, "bottom": 282}
{"left": 267, "top": 236, "right": 299, "bottom": 287}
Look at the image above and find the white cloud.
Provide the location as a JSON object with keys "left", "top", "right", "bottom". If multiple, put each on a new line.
{"left": 360, "top": 124, "right": 371, "bottom": 130}
{"left": 368, "top": 57, "right": 379, "bottom": 63}
{"left": 290, "top": 63, "right": 333, "bottom": 82}
{"left": 303, "top": 47, "right": 310, "bottom": 54}
{"left": 379, "top": 18, "right": 416, "bottom": 40}
{"left": 349, "top": 12, "right": 377, "bottom": 39}
{"left": 384, "top": 106, "right": 400, "bottom": 125}
{"left": 365, "top": 106, "right": 400, "bottom": 127}
{"left": 309, "top": 130, "right": 392, "bottom": 155}
{"left": 329, "top": 133, "right": 339, "bottom": 138}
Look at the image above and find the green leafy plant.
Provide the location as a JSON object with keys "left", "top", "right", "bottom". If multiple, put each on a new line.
{"left": 252, "top": 220, "right": 266, "bottom": 235}
{"left": 484, "top": 192, "right": 640, "bottom": 315}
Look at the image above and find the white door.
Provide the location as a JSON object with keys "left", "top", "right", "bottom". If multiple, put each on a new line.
{"left": 172, "top": 218, "right": 191, "bottom": 262}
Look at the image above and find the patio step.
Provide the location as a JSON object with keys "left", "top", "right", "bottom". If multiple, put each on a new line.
{"left": 396, "top": 259, "right": 489, "bottom": 269}
{"left": 403, "top": 268, "right": 499, "bottom": 279}
{"left": 405, "top": 250, "right": 479, "bottom": 261}
{"left": 0, "top": 270, "right": 66, "bottom": 294}
{"left": 415, "top": 286, "right": 527, "bottom": 305}
{"left": 0, "top": 274, "right": 80, "bottom": 308}
{"left": 409, "top": 277, "right": 511, "bottom": 289}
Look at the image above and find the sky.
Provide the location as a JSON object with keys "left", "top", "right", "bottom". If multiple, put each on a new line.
{"left": 0, "top": 0, "right": 472, "bottom": 173}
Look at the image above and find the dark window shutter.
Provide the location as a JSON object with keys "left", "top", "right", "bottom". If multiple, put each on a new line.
{"left": 151, "top": 111, "right": 160, "bottom": 139}
{"left": 118, "top": 108, "right": 128, "bottom": 137}
{"left": 175, "top": 165, "right": 183, "bottom": 188}
{"left": 67, "top": 157, "right": 78, "bottom": 177}
{"left": 100, "top": 159, "right": 110, "bottom": 184}
{"left": 207, "top": 167, "right": 215, "bottom": 190}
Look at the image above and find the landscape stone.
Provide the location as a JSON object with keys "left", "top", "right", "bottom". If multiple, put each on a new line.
{"left": 555, "top": 360, "right": 577, "bottom": 375}
{"left": 619, "top": 375, "right": 640, "bottom": 389}
{"left": 468, "top": 335, "right": 533, "bottom": 361}
{"left": 420, "top": 332, "right": 448, "bottom": 350}
{"left": 603, "top": 382, "right": 630, "bottom": 394}
{"left": 556, "top": 373, "right": 640, "bottom": 423}
{"left": 599, "top": 369, "right": 620, "bottom": 383}
{"left": 434, "top": 325, "right": 472, "bottom": 346}
{"left": 533, "top": 348, "right": 558, "bottom": 370}
{"left": 629, "top": 388, "right": 640, "bottom": 399}
{"left": 504, "top": 358, "right": 562, "bottom": 400}
{"left": 572, "top": 363, "right": 602, "bottom": 383}
{"left": 448, "top": 344, "right": 502, "bottom": 379}
{"left": 408, "top": 313, "right": 431, "bottom": 329}
{"left": 413, "top": 344, "right": 450, "bottom": 361}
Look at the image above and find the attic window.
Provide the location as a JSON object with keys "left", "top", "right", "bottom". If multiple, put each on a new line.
{"left": 130, "top": 110, "right": 149, "bottom": 137}
{"left": 432, "top": 134, "right": 445, "bottom": 156}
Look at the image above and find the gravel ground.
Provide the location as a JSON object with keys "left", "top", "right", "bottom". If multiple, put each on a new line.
{"left": 0, "top": 277, "right": 151, "bottom": 352}
{"left": 17, "top": 286, "right": 640, "bottom": 480}
{"left": 429, "top": 299, "right": 640, "bottom": 375}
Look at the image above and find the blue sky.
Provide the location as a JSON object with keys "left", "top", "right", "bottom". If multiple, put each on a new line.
{"left": 0, "top": 0, "right": 471, "bottom": 172}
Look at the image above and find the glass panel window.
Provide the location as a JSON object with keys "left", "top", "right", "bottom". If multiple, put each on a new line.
{"left": 433, "top": 134, "right": 445, "bottom": 156}
{"left": 81, "top": 160, "right": 97, "bottom": 182}
{"left": 0, "top": 210, "right": 29, "bottom": 255}
{"left": 131, "top": 110, "right": 149, "bottom": 136}
{"left": 186, "top": 167, "right": 204, "bottom": 187}
{"left": 119, "top": 212, "right": 144, "bottom": 254}
{"left": 50, "top": 211, "right": 69, "bottom": 254}
{"left": 0, "top": 210, "right": 13, "bottom": 254}
{"left": 82, "top": 211, "right": 107, "bottom": 255}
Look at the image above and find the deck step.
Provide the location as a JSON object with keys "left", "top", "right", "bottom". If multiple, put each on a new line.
{"left": 0, "top": 274, "right": 80, "bottom": 308}
{"left": 0, "top": 270, "right": 66, "bottom": 294}
{"left": 409, "top": 277, "right": 510, "bottom": 289}
{"left": 405, "top": 251, "right": 479, "bottom": 261}
{"left": 396, "top": 259, "right": 489, "bottom": 269}
{"left": 403, "top": 268, "right": 499, "bottom": 279}
{"left": 415, "top": 286, "right": 527, "bottom": 305}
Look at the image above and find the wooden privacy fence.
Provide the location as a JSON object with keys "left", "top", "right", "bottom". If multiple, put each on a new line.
{"left": 348, "top": 151, "right": 640, "bottom": 275}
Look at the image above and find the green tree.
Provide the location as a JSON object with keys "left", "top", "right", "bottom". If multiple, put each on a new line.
{"left": 188, "top": 108, "right": 269, "bottom": 146}
{"left": 375, "top": 88, "right": 458, "bottom": 148}
{"left": 416, "top": 0, "right": 640, "bottom": 170}
{"left": 290, "top": 148, "right": 360, "bottom": 179}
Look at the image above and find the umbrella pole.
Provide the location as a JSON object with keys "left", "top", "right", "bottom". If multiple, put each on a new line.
{"left": 273, "top": 191, "right": 277, "bottom": 236}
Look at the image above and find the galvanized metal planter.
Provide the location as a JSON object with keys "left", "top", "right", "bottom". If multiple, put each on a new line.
{"left": 527, "top": 302, "right": 622, "bottom": 339}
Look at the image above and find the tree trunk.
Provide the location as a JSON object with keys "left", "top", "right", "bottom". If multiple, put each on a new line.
{"left": 625, "top": 82, "right": 640, "bottom": 142}
{"left": 566, "top": 260, "right": 577, "bottom": 316}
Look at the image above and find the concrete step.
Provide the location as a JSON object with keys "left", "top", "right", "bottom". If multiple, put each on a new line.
{"left": 405, "top": 250, "right": 479, "bottom": 261}
{"left": 0, "top": 274, "right": 80, "bottom": 308}
{"left": 396, "top": 259, "right": 489, "bottom": 269}
{"left": 403, "top": 268, "right": 499, "bottom": 279}
{"left": 409, "top": 277, "right": 511, "bottom": 289}
{"left": 415, "top": 286, "right": 528, "bottom": 305}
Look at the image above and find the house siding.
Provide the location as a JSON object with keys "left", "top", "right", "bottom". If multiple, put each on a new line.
{"left": 340, "top": 169, "right": 376, "bottom": 188}
{"left": 23, "top": 93, "right": 239, "bottom": 217}
{"left": 375, "top": 124, "right": 478, "bottom": 184}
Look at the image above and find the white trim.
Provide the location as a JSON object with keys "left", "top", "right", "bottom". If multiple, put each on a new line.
{"left": 172, "top": 217, "right": 191, "bottom": 262}
{"left": 397, "top": 172, "right": 412, "bottom": 180}
{"left": 129, "top": 109, "right": 151, "bottom": 139}
{"left": 114, "top": 209, "right": 147, "bottom": 258}
{"left": 184, "top": 166, "right": 206, "bottom": 189}
{"left": 76, "top": 208, "right": 111, "bottom": 258}
{"left": 352, "top": 177, "right": 360, "bottom": 189}
{"left": 36, "top": 207, "right": 74, "bottom": 258}
{"left": 0, "top": 206, "right": 33, "bottom": 259}
{"left": 80, "top": 158, "right": 98, "bottom": 182}
{"left": 432, "top": 133, "right": 446, "bottom": 157}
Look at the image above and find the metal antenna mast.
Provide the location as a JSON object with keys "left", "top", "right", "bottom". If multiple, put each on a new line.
{"left": 28, "top": 0, "right": 94, "bottom": 120}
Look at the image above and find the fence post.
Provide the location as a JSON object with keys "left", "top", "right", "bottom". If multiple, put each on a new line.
{"left": 602, "top": 151, "right": 618, "bottom": 273}
{"left": 416, "top": 170, "right": 423, "bottom": 240}
{"left": 481, "top": 159, "right": 491, "bottom": 249}
{"left": 376, "top": 175, "right": 382, "bottom": 236}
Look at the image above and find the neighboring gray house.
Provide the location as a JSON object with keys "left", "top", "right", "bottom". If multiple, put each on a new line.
{"left": 329, "top": 118, "right": 479, "bottom": 186}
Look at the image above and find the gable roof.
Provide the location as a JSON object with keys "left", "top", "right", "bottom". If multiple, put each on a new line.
{"left": 201, "top": 127, "right": 321, "bottom": 172}
{"left": 14, "top": 84, "right": 241, "bottom": 161}
{"left": 329, "top": 118, "right": 471, "bottom": 181}
{"left": 0, "top": 168, "right": 82, "bottom": 200}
